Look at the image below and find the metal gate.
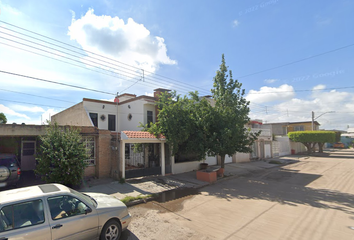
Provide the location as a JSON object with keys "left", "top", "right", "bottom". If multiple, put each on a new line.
{"left": 21, "top": 140, "right": 36, "bottom": 171}
{"left": 125, "top": 143, "right": 161, "bottom": 179}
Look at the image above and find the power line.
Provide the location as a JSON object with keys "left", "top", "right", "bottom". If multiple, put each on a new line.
{"left": 0, "top": 88, "right": 76, "bottom": 103}
{"left": 121, "top": 79, "right": 142, "bottom": 93}
{"left": 0, "top": 41, "right": 148, "bottom": 89}
{"left": 0, "top": 34, "right": 205, "bottom": 96}
{"left": 0, "top": 98, "right": 65, "bottom": 108}
{"left": 0, "top": 20, "right": 211, "bottom": 94}
{"left": 236, "top": 43, "right": 354, "bottom": 79}
{"left": 0, "top": 70, "right": 116, "bottom": 95}
{"left": 247, "top": 86, "right": 354, "bottom": 94}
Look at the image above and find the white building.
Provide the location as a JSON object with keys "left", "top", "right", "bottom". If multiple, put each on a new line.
{"left": 52, "top": 89, "right": 270, "bottom": 179}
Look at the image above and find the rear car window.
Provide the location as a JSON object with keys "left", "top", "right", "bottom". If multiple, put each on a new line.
{"left": 0, "top": 199, "right": 45, "bottom": 232}
{"left": 0, "top": 157, "right": 17, "bottom": 168}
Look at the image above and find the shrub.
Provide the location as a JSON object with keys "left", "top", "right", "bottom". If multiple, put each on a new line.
{"left": 36, "top": 123, "right": 87, "bottom": 186}
{"left": 288, "top": 131, "right": 336, "bottom": 154}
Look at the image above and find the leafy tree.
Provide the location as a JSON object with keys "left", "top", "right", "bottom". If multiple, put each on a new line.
{"left": 143, "top": 54, "right": 259, "bottom": 171}
{"left": 208, "top": 54, "right": 259, "bottom": 169}
{"left": 288, "top": 131, "right": 336, "bottom": 154}
{"left": 36, "top": 122, "right": 87, "bottom": 186}
{"left": 141, "top": 91, "right": 212, "bottom": 161}
{"left": 0, "top": 113, "right": 7, "bottom": 124}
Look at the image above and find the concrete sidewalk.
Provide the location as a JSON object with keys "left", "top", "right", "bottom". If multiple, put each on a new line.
{"left": 80, "top": 155, "right": 304, "bottom": 201}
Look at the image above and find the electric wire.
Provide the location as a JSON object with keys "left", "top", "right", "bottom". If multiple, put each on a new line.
{"left": 0, "top": 21, "right": 212, "bottom": 94}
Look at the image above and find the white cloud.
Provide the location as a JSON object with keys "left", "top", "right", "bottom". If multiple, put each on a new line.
{"left": 42, "top": 109, "right": 59, "bottom": 124}
{"left": 68, "top": 9, "right": 177, "bottom": 75}
{"left": 10, "top": 105, "right": 45, "bottom": 113}
{"left": 264, "top": 79, "right": 278, "bottom": 84}
{"left": 0, "top": 104, "right": 30, "bottom": 119}
{"left": 246, "top": 84, "right": 295, "bottom": 103}
{"left": 232, "top": 20, "right": 239, "bottom": 27}
{"left": 249, "top": 88, "right": 354, "bottom": 130}
{"left": 312, "top": 84, "right": 326, "bottom": 91}
{"left": 0, "top": 2, "right": 22, "bottom": 16}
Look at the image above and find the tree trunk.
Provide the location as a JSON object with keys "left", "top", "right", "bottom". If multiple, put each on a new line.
{"left": 220, "top": 155, "right": 225, "bottom": 169}
{"left": 318, "top": 142, "right": 324, "bottom": 153}
{"left": 303, "top": 143, "right": 312, "bottom": 155}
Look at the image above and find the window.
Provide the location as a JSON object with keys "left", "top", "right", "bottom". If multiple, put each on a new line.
{"left": 147, "top": 111, "right": 153, "bottom": 125}
{"left": 0, "top": 156, "right": 17, "bottom": 167}
{"left": 83, "top": 137, "right": 95, "bottom": 165}
{"left": 0, "top": 199, "right": 44, "bottom": 232}
{"left": 22, "top": 142, "right": 36, "bottom": 156}
{"left": 89, "top": 113, "right": 98, "bottom": 127}
{"left": 294, "top": 125, "right": 304, "bottom": 131}
{"left": 47, "top": 195, "right": 90, "bottom": 220}
{"left": 108, "top": 114, "right": 116, "bottom": 131}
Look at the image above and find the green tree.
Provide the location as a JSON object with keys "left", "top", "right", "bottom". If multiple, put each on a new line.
{"left": 208, "top": 54, "right": 259, "bottom": 169}
{"left": 0, "top": 113, "right": 7, "bottom": 124}
{"left": 141, "top": 91, "right": 212, "bottom": 161}
{"left": 288, "top": 131, "right": 336, "bottom": 154}
{"left": 143, "top": 54, "right": 259, "bottom": 171}
{"left": 36, "top": 122, "right": 87, "bottom": 186}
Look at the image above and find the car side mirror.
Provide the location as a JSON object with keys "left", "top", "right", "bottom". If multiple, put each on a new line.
{"left": 85, "top": 208, "right": 92, "bottom": 215}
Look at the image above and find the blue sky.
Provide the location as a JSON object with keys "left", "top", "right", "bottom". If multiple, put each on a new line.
{"left": 0, "top": 0, "right": 353, "bottom": 129}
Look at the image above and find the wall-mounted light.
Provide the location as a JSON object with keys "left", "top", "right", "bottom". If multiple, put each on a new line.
{"left": 128, "top": 105, "right": 131, "bottom": 109}
{"left": 102, "top": 105, "right": 105, "bottom": 109}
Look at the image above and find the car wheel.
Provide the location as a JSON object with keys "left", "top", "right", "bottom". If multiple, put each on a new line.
{"left": 100, "top": 219, "right": 121, "bottom": 240}
{"left": 0, "top": 166, "right": 10, "bottom": 182}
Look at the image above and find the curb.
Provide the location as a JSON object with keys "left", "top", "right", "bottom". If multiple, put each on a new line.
{"left": 125, "top": 159, "right": 303, "bottom": 207}
{"left": 125, "top": 196, "right": 155, "bottom": 207}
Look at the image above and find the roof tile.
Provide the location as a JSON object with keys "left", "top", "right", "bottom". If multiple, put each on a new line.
{"left": 122, "top": 131, "right": 165, "bottom": 139}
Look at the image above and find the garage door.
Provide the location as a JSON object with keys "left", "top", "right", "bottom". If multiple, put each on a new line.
{"left": 205, "top": 155, "right": 217, "bottom": 166}
{"left": 225, "top": 154, "right": 233, "bottom": 163}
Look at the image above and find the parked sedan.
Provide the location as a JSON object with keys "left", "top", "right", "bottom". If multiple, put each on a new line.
{"left": 0, "top": 184, "right": 131, "bottom": 240}
{"left": 0, "top": 154, "right": 21, "bottom": 188}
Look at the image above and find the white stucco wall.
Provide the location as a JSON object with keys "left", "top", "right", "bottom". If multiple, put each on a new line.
{"left": 172, "top": 161, "right": 200, "bottom": 174}
{"left": 205, "top": 155, "right": 217, "bottom": 165}
{"left": 83, "top": 101, "right": 119, "bottom": 130}
{"left": 235, "top": 152, "right": 250, "bottom": 163}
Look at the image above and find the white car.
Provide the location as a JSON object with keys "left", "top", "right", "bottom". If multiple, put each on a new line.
{"left": 0, "top": 184, "right": 131, "bottom": 240}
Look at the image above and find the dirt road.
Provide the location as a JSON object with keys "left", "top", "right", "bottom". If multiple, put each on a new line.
{"left": 121, "top": 149, "right": 354, "bottom": 240}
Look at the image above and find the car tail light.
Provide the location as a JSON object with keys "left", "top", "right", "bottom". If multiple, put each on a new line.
{"left": 17, "top": 168, "right": 21, "bottom": 175}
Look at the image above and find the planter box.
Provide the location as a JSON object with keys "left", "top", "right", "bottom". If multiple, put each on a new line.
{"left": 196, "top": 170, "right": 217, "bottom": 183}
{"left": 216, "top": 168, "right": 224, "bottom": 177}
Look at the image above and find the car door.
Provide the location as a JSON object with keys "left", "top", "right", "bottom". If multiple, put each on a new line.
{"left": 47, "top": 195, "right": 98, "bottom": 240}
{"left": 0, "top": 199, "right": 51, "bottom": 240}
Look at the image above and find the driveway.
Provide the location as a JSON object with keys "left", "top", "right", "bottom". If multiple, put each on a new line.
{"left": 122, "top": 149, "right": 354, "bottom": 240}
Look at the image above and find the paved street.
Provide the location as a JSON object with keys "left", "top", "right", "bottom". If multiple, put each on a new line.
{"left": 122, "top": 149, "right": 354, "bottom": 240}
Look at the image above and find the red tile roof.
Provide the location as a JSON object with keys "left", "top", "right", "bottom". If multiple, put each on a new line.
{"left": 122, "top": 131, "right": 165, "bottom": 139}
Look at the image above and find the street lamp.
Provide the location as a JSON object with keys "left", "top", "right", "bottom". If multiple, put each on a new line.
{"left": 311, "top": 111, "right": 335, "bottom": 130}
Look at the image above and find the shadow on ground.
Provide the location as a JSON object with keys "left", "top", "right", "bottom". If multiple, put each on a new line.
{"left": 204, "top": 167, "right": 354, "bottom": 214}
{"left": 120, "top": 230, "right": 140, "bottom": 240}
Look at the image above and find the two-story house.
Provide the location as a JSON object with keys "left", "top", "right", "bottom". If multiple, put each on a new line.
{"left": 51, "top": 88, "right": 273, "bottom": 179}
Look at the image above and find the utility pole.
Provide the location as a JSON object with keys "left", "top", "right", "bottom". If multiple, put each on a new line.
{"left": 116, "top": 92, "right": 120, "bottom": 178}
{"left": 312, "top": 111, "right": 335, "bottom": 131}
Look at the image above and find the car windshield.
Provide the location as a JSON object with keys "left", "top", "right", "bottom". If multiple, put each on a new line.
{"left": 70, "top": 189, "right": 97, "bottom": 208}
{"left": 0, "top": 157, "right": 17, "bottom": 168}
